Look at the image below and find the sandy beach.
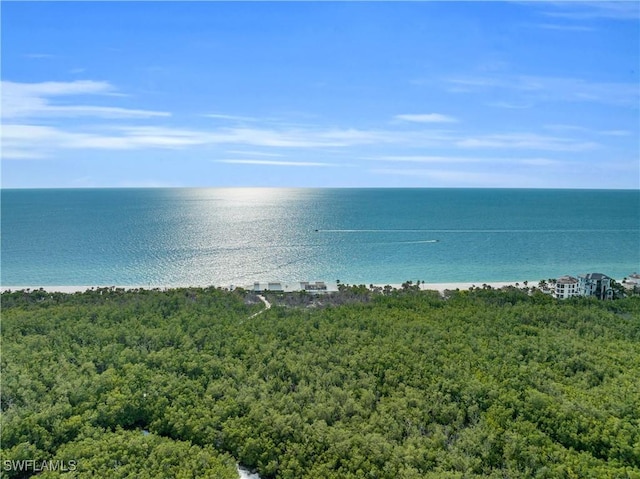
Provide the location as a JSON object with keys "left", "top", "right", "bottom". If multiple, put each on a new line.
{"left": 359, "top": 280, "right": 545, "bottom": 294}
{"left": 0, "top": 280, "right": 545, "bottom": 295}
{"left": 416, "top": 281, "right": 541, "bottom": 292}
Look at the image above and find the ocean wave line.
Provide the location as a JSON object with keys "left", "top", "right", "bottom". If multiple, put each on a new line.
{"left": 315, "top": 229, "right": 637, "bottom": 233}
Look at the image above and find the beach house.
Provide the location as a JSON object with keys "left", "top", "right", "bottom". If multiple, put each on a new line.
{"left": 578, "top": 273, "right": 614, "bottom": 300}
{"left": 625, "top": 273, "right": 640, "bottom": 286}
{"left": 252, "top": 281, "right": 331, "bottom": 293}
{"left": 253, "top": 282, "right": 284, "bottom": 293}
{"left": 300, "top": 281, "right": 328, "bottom": 292}
{"left": 555, "top": 275, "right": 580, "bottom": 299}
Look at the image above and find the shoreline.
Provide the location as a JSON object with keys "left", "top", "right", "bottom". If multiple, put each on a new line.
{"left": 1, "top": 280, "right": 550, "bottom": 295}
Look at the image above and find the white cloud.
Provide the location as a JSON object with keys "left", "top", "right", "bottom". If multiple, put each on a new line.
{"left": 0, "top": 79, "right": 616, "bottom": 163}
{"left": 535, "top": 23, "right": 595, "bottom": 32}
{"left": 369, "top": 155, "right": 562, "bottom": 166}
{"left": 1, "top": 80, "right": 170, "bottom": 119}
{"left": 1, "top": 124, "right": 207, "bottom": 158}
{"left": 25, "top": 53, "right": 56, "bottom": 59}
{"left": 38, "top": 105, "right": 168, "bottom": 119}
{"left": 394, "top": 113, "right": 458, "bottom": 123}
{"left": 446, "top": 75, "right": 639, "bottom": 107}
{"left": 3, "top": 119, "right": 599, "bottom": 161}
{"left": 370, "top": 168, "right": 543, "bottom": 188}
{"left": 226, "top": 150, "right": 284, "bottom": 157}
{"left": 599, "top": 130, "right": 632, "bottom": 137}
{"left": 370, "top": 155, "right": 479, "bottom": 163}
{"left": 204, "top": 113, "right": 261, "bottom": 122}
{"left": 456, "top": 133, "right": 599, "bottom": 152}
{"left": 2, "top": 122, "right": 437, "bottom": 159}
{"left": 6, "top": 80, "right": 111, "bottom": 96}
{"left": 540, "top": 2, "right": 640, "bottom": 21}
{"left": 543, "top": 124, "right": 590, "bottom": 133}
{"left": 206, "top": 127, "right": 429, "bottom": 148}
{"left": 486, "top": 101, "right": 533, "bottom": 109}
{"left": 0, "top": 149, "right": 47, "bottom": 160}
{"left": 217, "top": 159, "right": 336, "bottom": 167}
{"left": 545, "top": 125, "right": 635, "bottom": 138}
{"left": 519, "top": 158, "right": 560, "bottom": 166}
{"left": 445, "top": 77, "right": 500, "bottom": 92}
{"left": 208, "top": 127, "right": 334, "bottom": 147}
{"left": 112, "top": 127, "right": 210, "bottom": 147}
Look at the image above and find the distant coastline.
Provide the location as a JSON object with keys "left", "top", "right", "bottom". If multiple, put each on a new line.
{"left": 0, "top": 279, "right": 593, "bottom": 295}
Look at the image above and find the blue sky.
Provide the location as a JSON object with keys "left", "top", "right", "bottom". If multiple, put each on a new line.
{"left": 1, "top": 1, "right": 638, "bottom": 188}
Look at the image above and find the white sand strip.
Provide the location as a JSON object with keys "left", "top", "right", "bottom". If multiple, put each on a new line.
{"left": 420, "top": 280, "right": 541, "bottom": 293}
{"left": 360, "top": 281, "right": 542, "bottom": 293}
{"left": 1, "top": 285, "right": 93, "bottom": 293}
{"left": 0, "top": 285, "right": 159, "bottom": 293}
{"left": 1, "top": 280, "right": 545, "bottom": 295}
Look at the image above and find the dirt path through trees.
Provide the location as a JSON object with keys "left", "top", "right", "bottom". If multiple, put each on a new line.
{"left": 248, "top": 294, "right": 271, "bottom": 319}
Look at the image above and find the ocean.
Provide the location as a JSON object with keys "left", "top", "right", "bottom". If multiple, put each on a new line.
{"left": 1, "top": 188, "right": 638, "bottom": 287}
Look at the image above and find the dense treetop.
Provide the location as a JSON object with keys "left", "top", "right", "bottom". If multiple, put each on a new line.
{"left": 2, "top": 286, "right": 639, "bottom": 478}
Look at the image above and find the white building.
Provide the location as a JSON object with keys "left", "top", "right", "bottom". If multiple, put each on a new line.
{"left": 300, "top": 281, "right": 327, "bottom": 292}
{"left": 555, "top": 275, "right": 580, "bottom": 299}
{"left": 252, "top": 281, "right": 333, "bottom": 293}
{"left": 625, "top": 273, "right": 640, "bottom": 286}
{"left": 578, "top": 273, "right": 613, "bottom": 300}
{"left": 253, "top": 282, "right": 284, "bottom": 293}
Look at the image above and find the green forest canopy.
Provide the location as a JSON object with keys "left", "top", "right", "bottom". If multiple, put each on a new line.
{"left": 1, "top": 286, "right": 639, "bottom": 478}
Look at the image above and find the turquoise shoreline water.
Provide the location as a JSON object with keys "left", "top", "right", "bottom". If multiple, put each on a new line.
{"left": 2, "top": 188, "right": 638, "bottom": 287}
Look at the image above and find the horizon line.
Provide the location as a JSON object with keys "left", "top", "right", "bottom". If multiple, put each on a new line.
{"left": 2, "top": 186, "right": 639, "bottom": 191}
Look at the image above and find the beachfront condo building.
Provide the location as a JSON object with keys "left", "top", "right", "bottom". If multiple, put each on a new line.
{"left": 555, "top": 275, "right": 580, "bottom": 299}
